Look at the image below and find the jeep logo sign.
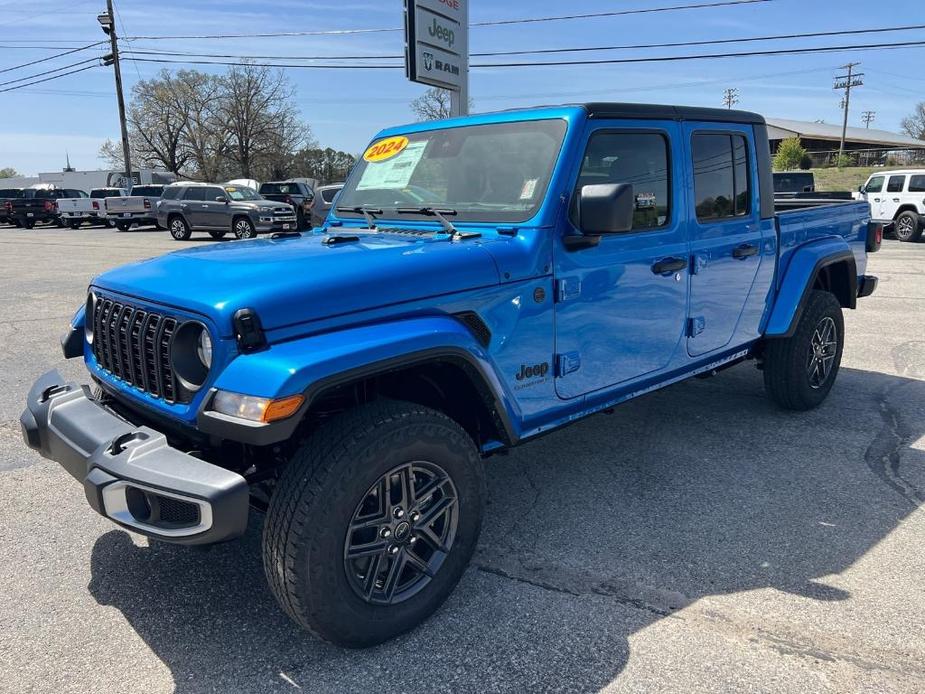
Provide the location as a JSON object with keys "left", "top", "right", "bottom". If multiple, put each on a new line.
{"left": 405, "top": 0, "right": 468, "bottom": 94}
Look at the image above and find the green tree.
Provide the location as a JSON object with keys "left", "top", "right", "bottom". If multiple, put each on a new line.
{"left": 772, "top": 137, "right": 807, "bottom": 171}
{"left": 0, "top": 167, "right": 19, "bottom": 178}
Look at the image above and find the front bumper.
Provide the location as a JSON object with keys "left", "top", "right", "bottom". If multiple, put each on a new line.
{"left": 255, "top": 215, "right": 298, "bottom": 232}
{"left": 20, "top": 370, "right": 249, "bottom": 545}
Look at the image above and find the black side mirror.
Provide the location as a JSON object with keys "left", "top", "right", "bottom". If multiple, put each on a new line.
{"left": 215, "top": 195, "right": 228, "bottom": 203}
{"left": 858, "top": 184, "right": 865, "bottom": 193}
{"left": 579, "top": 183, "right": 635, "bottom": 235}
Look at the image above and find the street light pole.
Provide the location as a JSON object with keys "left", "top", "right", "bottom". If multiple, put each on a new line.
{"left": 101, "top": 0, "right": 133, "bottom": 187}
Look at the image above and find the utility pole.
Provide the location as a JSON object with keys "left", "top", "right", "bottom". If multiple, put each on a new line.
{"left": 833, "top": 63, "right": 863, "bottom": 165}
{"left": 861, "top": 110, "right": 876, "bottom": 128}
{"left": 722, "top": 87, "right": 739, "bottom": 109}
{"left": 98, "top": 0, "right": 132, "bottom": 187}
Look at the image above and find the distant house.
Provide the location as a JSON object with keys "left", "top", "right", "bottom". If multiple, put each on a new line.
{"left": 767, "top": 118, "right": 925, "bottom": 166}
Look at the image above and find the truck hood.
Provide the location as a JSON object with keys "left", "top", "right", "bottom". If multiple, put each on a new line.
{"left": 92, "top": 232, "right": 502, "bottom": 335}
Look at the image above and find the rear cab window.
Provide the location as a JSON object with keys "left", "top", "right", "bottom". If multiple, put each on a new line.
{"left": 692, "top": 133, "right": 751, "bottom": 221}
{"left": 572, "top": 131, "right": 671, "bottom": 231}
{"left": 91, "top": 189, "right": 121, "bottom": 199}
{"left": 260, "top": 183, "right": 297, "bottom": 195}
{"left": 131, "top": 186, "right": 163, "bottom": 197}
{"left": 886, "top": 175, "right": 906, "bottom": 193}
{"left": 0, "top": 189, "right": 23, "bottom": 198}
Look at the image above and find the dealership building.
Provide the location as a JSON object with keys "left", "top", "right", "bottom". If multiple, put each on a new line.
{"left": 766, "top": 118, "right": 925, "bottom": 166}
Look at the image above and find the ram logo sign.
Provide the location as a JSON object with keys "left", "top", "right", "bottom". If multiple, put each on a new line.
{"left": 404, "top": 0, "right": 467, "bottom": 92}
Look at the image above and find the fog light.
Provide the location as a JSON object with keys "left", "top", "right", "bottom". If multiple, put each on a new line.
{"left": 211, "top": 391, "right": 304, "bottom": 423}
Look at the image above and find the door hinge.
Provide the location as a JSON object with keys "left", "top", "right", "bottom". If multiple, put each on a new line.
{"left": 555, "top": 277, "right": 581, "bottom": 303}
{"left": 688, "top": 316, "right": 705, "bottom": 337}
{"left": 556, "top": 351, "right": 581, "bottom": 377}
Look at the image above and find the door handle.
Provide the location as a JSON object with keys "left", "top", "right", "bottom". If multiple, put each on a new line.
{"left": 873, "top": 198, "right": 880, "bottom": 202}
{"left": 732, "top": 243, "right": 759, "bottom": 259}
{"left": 892, "top": 198, "right": 900, "bottom": 202}
{"left": 651, "top": 257, "right": 687, "bottom": 275}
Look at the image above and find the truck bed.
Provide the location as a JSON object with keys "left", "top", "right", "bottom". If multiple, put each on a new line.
{"left": 775, "top": 199, "right": 870, "bottom": 282}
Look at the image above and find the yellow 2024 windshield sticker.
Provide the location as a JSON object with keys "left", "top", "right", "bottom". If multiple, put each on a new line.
{"left": 364, "top": 136, "right": 409, "bottom": 162}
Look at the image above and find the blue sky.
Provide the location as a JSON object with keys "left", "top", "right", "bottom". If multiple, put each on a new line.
{"left": 2, "top": 0, "right": 924, "bottom": 175}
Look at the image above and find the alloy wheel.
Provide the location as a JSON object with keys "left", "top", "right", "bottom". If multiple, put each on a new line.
{"left": 344, "top": 461, "right": 458, "bottom": 606}
{"left": 806, "top": 316, "right": 837, "bottom": 389}
{"left": 170, "top": 220, "right": 186, "bottom": 239}
{"left": 896, "top": 215, "right": 915, "bottom": 240}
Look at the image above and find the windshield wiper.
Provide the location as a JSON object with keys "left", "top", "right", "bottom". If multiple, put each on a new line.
{"left": 336, "top": 205, "right": 382, "bottom": 230}
{"left": 396, "top": 206, "right": 459, "bottom": 235}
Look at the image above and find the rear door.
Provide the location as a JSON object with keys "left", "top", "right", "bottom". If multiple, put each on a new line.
{"left": 181, "top": 186, "right": 206, "bottom": 225}
{"left": 553, "top": 121, "right": 690, "bottom": 398}
{"left": 882, "top": 175, "right": 907, "bottom": 221}
{"left": 683, "top": 124, "right": 763, "bottom": 357}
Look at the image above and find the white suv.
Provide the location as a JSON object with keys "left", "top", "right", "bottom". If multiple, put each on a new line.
{"left": 859, "top": 170, "right": 925, "bottom": 242}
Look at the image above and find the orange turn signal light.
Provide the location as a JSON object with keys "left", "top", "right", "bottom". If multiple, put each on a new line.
{"left": 262, "top": 395, "right": 304, "bottom": 423}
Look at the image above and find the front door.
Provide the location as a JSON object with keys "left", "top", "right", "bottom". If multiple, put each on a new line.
{"left": 198, "top": 186, "right": 229, "bottom": 228}
{"left": 863, "top": 175, "right": 886, "bottom": 219}
{"left": 684, "top": 125, "right": 763, "bottom": 357}
{"left": 554, "top": 122, "right": 690, "bottom": 399}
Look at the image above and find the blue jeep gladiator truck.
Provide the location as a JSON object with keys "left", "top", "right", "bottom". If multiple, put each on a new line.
{"left": 21, "top": 103, "right": 881, "bottom": 647}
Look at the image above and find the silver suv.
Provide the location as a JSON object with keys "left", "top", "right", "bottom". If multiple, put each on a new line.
{"left": 156, "top": 183, "right": 298, "bottom": 241}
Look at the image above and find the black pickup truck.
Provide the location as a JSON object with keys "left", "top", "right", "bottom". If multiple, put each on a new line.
{"left": 257, "top": 180, "right": 314, "bottom": 230}
{"left": 8, "top": 188, "right": 87, "bottom": 229}
{"left": 0, "top": 188, "right": 24, "bottom": 225}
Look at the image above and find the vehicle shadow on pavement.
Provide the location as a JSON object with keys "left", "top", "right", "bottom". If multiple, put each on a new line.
{"left": 87, "top": 365, "right": 925, "bottom": 693}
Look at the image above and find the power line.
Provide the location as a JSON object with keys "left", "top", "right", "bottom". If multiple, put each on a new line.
{"left": 122, "top": 39, "right": 925, "bottom": 71}
{"left": 0, "top": 64, "right": 98, "bottom": 93}
{"left": 0, "top": 40, "right": 106, "bottom": 74}
{"left": 120, "top": 22, "right": 925, "bottom": 63}
{"left": 120, "top": 0, "right": 773, "bottom": 40}
{"left": 0, "top": 57, "right": 100, "bottom": 88}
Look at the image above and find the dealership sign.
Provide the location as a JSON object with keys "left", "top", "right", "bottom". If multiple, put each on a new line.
{"left": 404, "top": 0, "right": 468, "bottom": 93}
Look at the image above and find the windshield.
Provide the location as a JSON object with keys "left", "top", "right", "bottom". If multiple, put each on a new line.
{"left": 131, "top": 185, "right": 163, "bottom": 197}
{"left": 224, "top": 186, "right": 261, "bottom": 201}
{"left": 337, "top": 119, "right": 567, "bottom": 223}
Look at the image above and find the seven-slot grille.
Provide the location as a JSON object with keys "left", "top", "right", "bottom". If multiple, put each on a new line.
{"left": 91, "top": 297, "right": 189, "bottom": 404}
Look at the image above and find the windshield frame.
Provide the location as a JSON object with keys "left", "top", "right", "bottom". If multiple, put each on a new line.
{"left": 335, "top": 117, "right": 570, "bottom": 225}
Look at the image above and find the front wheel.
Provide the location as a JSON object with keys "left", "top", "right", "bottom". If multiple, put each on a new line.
{"left": 763, "top": 290, "right": 844, "bottom": 410}
{"left": 168, "top": 216, "right": 192, "bottom": 241}
{"left": 233, "top": 217, "right": 257, "bottom": 239}
{"left": 263, "top": 400, "right": 485, "bottom": 647}
{"left": 894, "top": 211, "right": 923, "bottom": 242}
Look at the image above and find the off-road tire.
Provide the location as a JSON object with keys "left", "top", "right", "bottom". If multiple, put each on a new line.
{"left": 168, "top": 215, "right": 191, "bottom": 241}
{"left": 894, "top": 211, "right": 922, "bottom": 242}
{"left": 208, "top": 230, "right": 227, "bottom": 240}
{"left": 233, "top": 217, "right": 256, "bottom": 239}
{"left": 262, "top": 400, "right": 485, "bottom": 648}
{"left": 763, "top": 290, "right": 844, "bottom": 411}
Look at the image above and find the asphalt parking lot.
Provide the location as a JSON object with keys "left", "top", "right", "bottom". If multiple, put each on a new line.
{"left": 0, "top": 226, "right": 923, "bottom": 693}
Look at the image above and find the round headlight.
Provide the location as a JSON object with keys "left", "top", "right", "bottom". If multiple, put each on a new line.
{"left": 85, "top": 292, "right": 96, "bottom": 345}
{"left": 198, "top": 329, "right": 213, "bottom": 369}
{"left": 171, "top": 322, "right": 211, "bottom": 392}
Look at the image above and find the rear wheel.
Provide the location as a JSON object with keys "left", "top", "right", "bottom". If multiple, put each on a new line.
{"left": 168, "top": 216, "right": 192, "bottom": 241}
{"left": 263, "top": 400, "right": 485, "bottom": 647}
{"left": 894, "top": 211, "right": 922, "bottom": 242}
{"left": 22, "top": 220, "right": 34, "bottom": 229}
{"left": 233, "top": 217, "right": 256, "bottom": 239}
{"left": 68, "top": 221, "right": 81, "bottom": 230}
{"left": 116, "top": 222, "right": 132, "bottom": 232}
{"left": 763, "top": 290, "right": 844, "bottom": 411}
{"left": 208, "top": 230, "right": 227, "bottom": 240}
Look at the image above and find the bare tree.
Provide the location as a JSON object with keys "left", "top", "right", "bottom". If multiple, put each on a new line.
{"left": 219, "top": 63, "right": 310, "bottom": 179}
{"left": 172, "top": 70, "right": 227, "bottom": 181}
{"left": 901, "top": 102, "right": 925, "bottom": 141}
{"left": 410, "top": 87, "right": 453, "bottom": 121}
{"left": 127, "top": 70, "right": 192, "bottom": 175}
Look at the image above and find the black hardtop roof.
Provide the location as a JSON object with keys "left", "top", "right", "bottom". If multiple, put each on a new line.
{"left": 580, "top": 102, "right": 765, "bottom": 125}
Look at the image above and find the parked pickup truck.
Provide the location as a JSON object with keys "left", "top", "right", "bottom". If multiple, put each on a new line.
{"left": 258, "top": 180, "right": 314, "bottom": 230}
{"left": 21, "top": 103, "right": 880, "bottom": 648}
{"left": 0, "top": 188, "right": 24, "bottom": 225}
{"left": 105, "top": 184, "right": 165, "bottom": 231}
{"left": 58, "top": 188, "right": 127, "bottom": 229}
{"left": 9, "top": 188, "right": 88, "bottom": 228}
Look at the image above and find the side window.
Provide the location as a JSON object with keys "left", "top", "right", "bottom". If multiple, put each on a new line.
{"left": 909, "top": 175, "right": 925, "bottom": 192}
{"left": 692, "top": 133, "right": 751, "bottom": 221}
{"left": 160, "top": 186, "right": 180, "bottom": 200}
{"left": 886, "top": 175, "right": 906, "bottom": 193}
{"left": 865, "top": 176, "right": 884, "bottom": 193}
{"left": 183, "top": 187, "right": 205, "bottom": 201}
{"left": 572, "top": 131, "right": 671, "bottom": 231}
